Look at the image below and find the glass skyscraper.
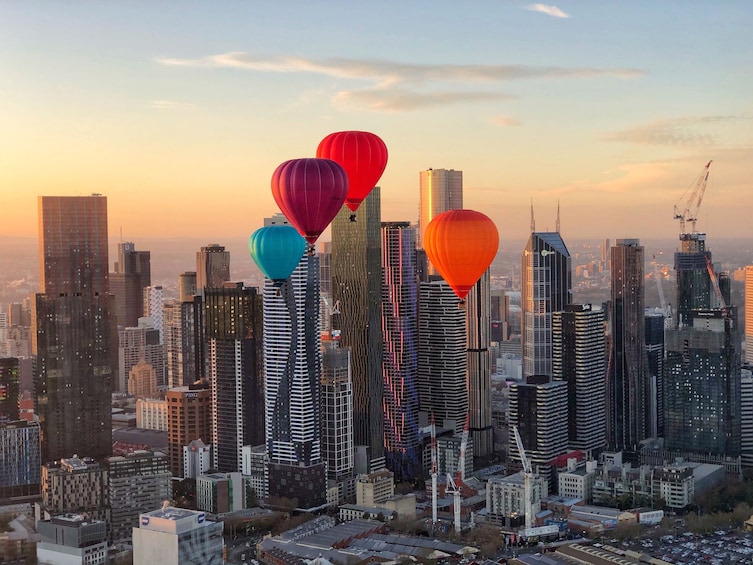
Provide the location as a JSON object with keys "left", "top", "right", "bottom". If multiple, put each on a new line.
{"left": 521, "top": 232, "right": 572, "bottom": 379}
{"left": 606, "top": 239, "right": 648, "bottom": 453}
{"left": 331, "top": 188, "right": 384, "bottom": 471}
{"left": 34, "top": 195, "right": 115, "bottom": 461}
{"left": 381, "top": 222, "right": 420, "bottom": 482}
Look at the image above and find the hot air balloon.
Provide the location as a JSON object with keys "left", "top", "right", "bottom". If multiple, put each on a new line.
{"left": 316, "top": 131, "right": 388, "bottom": 215}
{"left": 271, "top": 158, "right": 349, "bottom": 246}
{"left": 248, "top": 225, "right": 307, "bottom": 286}
{"left": 423, "top": 209, "right": 499, "bottom": 301}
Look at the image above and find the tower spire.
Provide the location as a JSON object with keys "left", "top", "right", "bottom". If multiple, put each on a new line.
{"left": 556, "top": 199, "right": 561, "bottom": 233}
{"left": 530, "top": 198, "right": 535, "bottom": 233}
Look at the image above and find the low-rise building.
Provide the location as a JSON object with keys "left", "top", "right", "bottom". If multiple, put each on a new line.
{"left": 486, "top": 472, "right": 548, "bottom": 527}
{"left": 356, "top": 470, "right": 394, "bottom": 506}
{"left": 197, "top": 472, "right": 253, "bottom": 514}
{"left": 36, "top": 513, "right": 108, "bottom": 565}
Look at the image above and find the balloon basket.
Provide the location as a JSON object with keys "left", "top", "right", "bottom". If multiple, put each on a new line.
{"left": 349, "top": 214, "right": 357, "bottom": 222}
{"left": 457, "top": 299, "right": 466, "bottom": 309}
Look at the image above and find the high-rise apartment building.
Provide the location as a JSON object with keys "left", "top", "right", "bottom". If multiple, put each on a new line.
{"left": 552, "top": 304, "right": 606, "bottom": 454}
{"left": 264, "top": 254, "right": 326, "bottom": 508}
{"left": 110, "top": 242, "right": 151, "bottom": 329}
{"left": 509, "top": 375, "right": 568, "bottom": 490}
{"left": 331, "top": 188, "right": 384, "bottom": 471}
{"left": 745, "top": 266, "right": 753, "bottom": 365}
{"left": 107, "top": 450, "right": 171, "bottom": 544}
{"left": 418, "top": 168, "right": 462, "bottom": 250}
{"left": 40, "top": 456, "right": 110, "bottom": 527}
{"left": 167, "top": 382, "right": 212, "bottom": 478}
{"left": 321, "top": 347, "right": 354, "bottom": 503}
{"left": 144, "top": 285, "right": 164, "bottom": 346}
{"left": 417, "top": 280, "right": 466, "bottom": 434}
{"left": 521, "top": 232, "right": 572, "bottom": 378}
{"left": 0, "top": 357, "right": 20, "bottom": 422}
{"left": 205, "top": 283, "right": 264, "bottom": 472}
{"left": 196, "top": 244, "right": 231, "bottom": 292}
{"left": 606, "top": 239, "right": 649, "bottom": 453}
{"left": 0, "top": 420, "right": 41, "bottom": 504}
{"left": 664, "top": 309, "right": 741, "bottom": 456}
{"left": 674, "top": 233, "right": 712, "bottom": 328}
{"left": 178, "top": 271, "right": 197, "bottom": 303}
{"left": 381, "top": 222, "right": 421, "bottom": 482}
{"left": 118, "top": 319, "right": 164, "bottom": 394}
{"left": 34, "top": 195, "right": 115, "bottom": 461}
{"left": 165, "top": 272, "right": 203, "bottom": 389}
{"left": 645, "top": 311, "right": 666, "bottom": 438}
{"left": 741, "top": 371, "right": 753, "bottom": 469}
{"left": 467, "top": 271, "right": 493, "bottom": 461}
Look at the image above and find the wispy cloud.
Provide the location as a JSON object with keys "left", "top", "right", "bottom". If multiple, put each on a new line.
{"left": 149, "top": 100, "right": 195, "bottom": 110}
{"left": 335, "top": 88, "right": 515, "bottom": 112}
{"left": 525, "top": 4, "right": 570, "bottom": 18}
{"left": 604, "top": 115, "right": 746, "bottom": 146}
{"left": 155, "top": 52, "right": 642, "bottom": 112}
{"left": 490, "top": 115, "right": 523, "bottom": 127}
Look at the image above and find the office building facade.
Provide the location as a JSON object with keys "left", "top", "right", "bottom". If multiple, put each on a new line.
{"left": 0, "top": 420, "right": 41, "bottom": 504}
{"left": 196, "top": 244, "right": 231, "bottom": 292}
{"left": 552, "top": 304, "right": 606, "bottom": 454}
{"left": 133, "top": 507, "right": 223, "bottom": 565}
{"left": 205, "top": 283, "right": 264, "bottom": 472}
{"left": 110, "top": 241, "right": 151, "bottom": 329}
{"left": 331, "top": 188, "right": 384, "bottom": 471}
{"left": 418, "top": 168, "right": 462, "bottom": 250}
{"left": 0, "top": 357, "right": 20, "bottom": 422}
{"left": 606, "top": 239, "right": 649, "bottom": 452}
{"left": 33, "top": 195, "right": 115, "bottom": 461}
{"left": 167, "top": 383, "right": 213, "bottom": 478}
{"left": 521, "top": 232, "right": 572, "bottom": 378}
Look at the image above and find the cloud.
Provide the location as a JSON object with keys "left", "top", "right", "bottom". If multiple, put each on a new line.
{"left": 155, "top": 52, "right": 643, "bottom": 84}
{"left": 603, "top": 115, "right": 746, "bottom": 147}
{"left": 525, "top": 3, "right": 570, "bottom": 18}
{"left": 155, "top": 52, "right": 642, "bottom": 112}
{"left": 490, "top": 115, "right": 523, "bottom": 127}
{"left": 334, "top": 88, "right": 515, "bottom": 112}
{"left": 149, "top": 100, "right": 195, "bottom": 110}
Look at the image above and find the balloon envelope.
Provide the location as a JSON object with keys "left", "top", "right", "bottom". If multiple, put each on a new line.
{"left": 316, "top": 131, "right": 388, "bottom": 212}
{"left": 424, "top": 209, "right": 499, "bottom": 300}
{"left": 271, "top": 158, "right": 349, "bottom": 245}
{"left": 249, "top": 225, "right": 307, "bottom": 285}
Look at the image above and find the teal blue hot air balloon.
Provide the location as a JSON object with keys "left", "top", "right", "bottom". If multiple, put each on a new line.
{"left": 248, "top": 225, "right": 307, "bottom": 286}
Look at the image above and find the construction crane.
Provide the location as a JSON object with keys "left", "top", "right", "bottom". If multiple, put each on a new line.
{"left": 430, "top": 414, "right": 438, "bottom": 526}
{"left": 651, "top": 255, "right": 673, "bottom": 329}
{"left": 705, "top": 256, "right": 727, "bottom": 311}
{"left": 673, "top": 160, "right": 712, "bottom": 233}
{"left": 512, "top": 425, "right": 533, "bottom": 531}
{"left": 445, "top": 414, "right": 470, "bottom": 533}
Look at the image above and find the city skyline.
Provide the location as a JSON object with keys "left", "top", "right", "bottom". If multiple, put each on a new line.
{"left": 1, "top": 2, "right": 751, "bottom": 243}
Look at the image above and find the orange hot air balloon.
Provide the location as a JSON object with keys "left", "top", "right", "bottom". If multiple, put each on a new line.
{"left": 424, "top": 209, "right": 499, "bottom": 300}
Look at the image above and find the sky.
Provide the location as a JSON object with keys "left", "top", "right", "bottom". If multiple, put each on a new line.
{"left": 1, "top": 1, "right": 751, "bottom": 246}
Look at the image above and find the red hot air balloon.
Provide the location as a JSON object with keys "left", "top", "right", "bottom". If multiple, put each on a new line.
{"left": 271, "top": 158, "right": 349, "bottom": 246}
{"left": 423, "top": 209, "right": 499, "bottom": 300}
{"left": 316, "top": 131, "right": 388, "bottom": 214}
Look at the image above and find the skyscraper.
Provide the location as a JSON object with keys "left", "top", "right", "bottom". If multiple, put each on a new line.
{"left": 264, "top": 254, "right": 326, "bottom": 508}
{"left": 606, "top": 239, "right": 648, "bottom": 453}
{"left": 118, "top": 320, "right": 163, "bottom": 394}
{"left": 110, "top": 242, "right": 151, "bottom": 329}
{"left": 331, "top": 188, "right": 384, "bottom": 471}
{"left": 664, "top": 309, "right": 741, "bottom": 456}
{"left": 521, "top": 232, "right": 572, "bottom": 378}
{"left": 321, "top": 347, "right": 354, "bottom": 503}
{"left": 466, "top": 271, "right": 494, "bottom": 461}
{"left": 552, "top": 304, "right": 606, "bottom": 454}
{"left": 745, "top": 265, "right": 753, "bottom": 365}
{"left": 417, "top": 279, "right": 466, "bottom": 433}
{"left": 196, "top": 244, "right": 231, "bottom": 292}
{"left": 0, "top": 357, "right": 20, "bottom": 422}
{"left": 381, "top": 222, "right": 421, "bottom": 482}
{"left": 674, "top": 233, "right": 712, "bottom": 328}
{"left": 645, "top": 311, "right": 665, "bottom": 438}
{"left": 166, "top": 382, "right": 212, "bottom": 478}
{"left": 205, "top": 282, "right": 264, "bottom": 472}
{"left": 418, "top": 168, "right": 462, "bottom": 250}
{"left": 34, "top": 195, "right": 115, "bottom": 461}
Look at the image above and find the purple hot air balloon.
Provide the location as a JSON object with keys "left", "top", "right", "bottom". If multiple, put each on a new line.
{"left": 271, "top": 158, "right": 349, "bottom": 245}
